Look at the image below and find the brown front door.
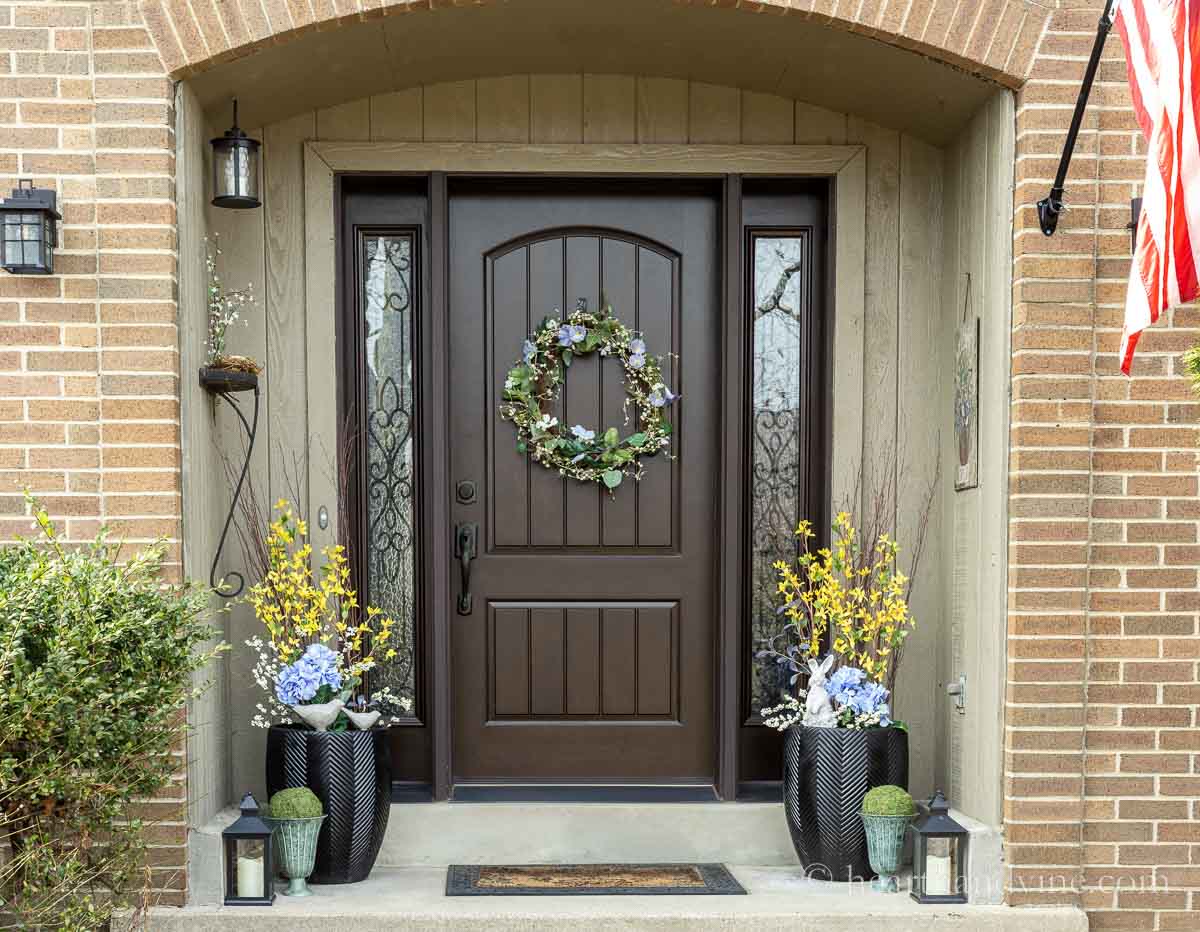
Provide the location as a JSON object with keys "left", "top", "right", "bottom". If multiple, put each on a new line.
{"left": 448, "top": 179, "right": 721, "bottom": 784}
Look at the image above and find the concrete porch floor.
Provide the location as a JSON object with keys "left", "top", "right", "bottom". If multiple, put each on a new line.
{"left": 136, "top": 865, "right": 1087, "bottom": 931}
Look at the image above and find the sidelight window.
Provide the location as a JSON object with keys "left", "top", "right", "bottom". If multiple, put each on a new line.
{"left": 360, "top": 232, "right": 418, "bottom": 717}
{"left": 748, "top": 232, "right": 812, "bottom": 716}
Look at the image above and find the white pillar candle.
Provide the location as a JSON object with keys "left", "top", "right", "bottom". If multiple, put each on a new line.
{"left": 925, "top": 853, "right": 952, "bottom": 896}
{"left": 237, "top": 855, "right": 264, "bottom": 898}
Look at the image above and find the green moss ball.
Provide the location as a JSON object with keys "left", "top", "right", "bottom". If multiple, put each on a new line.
{"left": 268, "top": 787, "right": 323, "bottom": 819}
{"left": 862, "top": 785, "right": 915, "bottom": 817}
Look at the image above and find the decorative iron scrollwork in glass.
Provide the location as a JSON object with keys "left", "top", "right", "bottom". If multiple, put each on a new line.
{"left": 749, "top": 234, "right": 808, "bottom": 716}
{"left": 362, "top": 233, "right": 417, "bottom": 717}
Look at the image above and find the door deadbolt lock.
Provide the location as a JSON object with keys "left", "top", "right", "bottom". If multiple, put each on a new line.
{"left": 456, "top": 479, "right": 477, "bottom": 505}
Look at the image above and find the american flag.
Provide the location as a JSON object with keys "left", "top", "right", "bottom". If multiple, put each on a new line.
{"left": 1115, "top": 0, "right": 1200, "bottom": 374}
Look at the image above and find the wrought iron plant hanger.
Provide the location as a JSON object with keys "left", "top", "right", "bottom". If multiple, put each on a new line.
{"left": 199, "top": 366, "right": 260, "bottom": 598}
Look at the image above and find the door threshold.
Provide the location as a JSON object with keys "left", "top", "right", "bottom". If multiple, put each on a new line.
{"left": 450, "top": 784, "right": 719, "bottom": 803}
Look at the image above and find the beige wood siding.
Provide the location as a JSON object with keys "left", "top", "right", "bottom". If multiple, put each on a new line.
{"left": 939, "top": 89, "right": 1015, "bottom": 827}
{"left": 178, "top": 82, "right": 230, "bottom": 832}
{"left": 184, "top": 76, "right": 995, "bottom": 809}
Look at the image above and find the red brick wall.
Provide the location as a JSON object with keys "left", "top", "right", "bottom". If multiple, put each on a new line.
{"left": 1008, "top": 2, "right": 1200, "bottom": 930}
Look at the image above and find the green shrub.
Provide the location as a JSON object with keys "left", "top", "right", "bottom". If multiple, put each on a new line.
{"left": 268, "top": 787, "right": 323, "bottom": 819}
{"left": 0, "top": 499, "right": 224, "bottom": 932}
{"left": 862, "top": 785, "right": 915, "bottom": 817}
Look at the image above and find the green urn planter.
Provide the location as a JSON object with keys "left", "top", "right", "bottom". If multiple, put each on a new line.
{"left": 265, "top": 786, "right": 326, "bottom": 897}
{"left": 860, "top": 784, "right": 915, "bottom": 892}
{"left": 860, "top": 814, "right": 911, "bottom": 891}
{"left": 268, "top": 816, "right": 326, "bottom": 896}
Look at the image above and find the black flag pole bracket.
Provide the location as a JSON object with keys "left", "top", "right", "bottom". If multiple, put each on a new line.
{"left": 1038, "top": 0, "right": 1118, "bottom": 236}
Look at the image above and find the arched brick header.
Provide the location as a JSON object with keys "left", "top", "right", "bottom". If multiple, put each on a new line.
{"left": 138, "top": 0, "right": 1050, "bottom": 88}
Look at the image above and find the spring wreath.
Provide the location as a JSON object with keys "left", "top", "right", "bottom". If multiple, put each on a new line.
{"left": 500, "top": 301, "right": 679, "bottom": 490}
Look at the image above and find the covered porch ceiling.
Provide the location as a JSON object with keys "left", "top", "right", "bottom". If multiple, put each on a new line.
{"left": 189, "top": 0, "right": 999, "bottom": 146}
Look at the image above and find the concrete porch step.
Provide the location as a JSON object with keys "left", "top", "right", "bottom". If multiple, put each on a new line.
{"left": 191, "top": 801, "right": 798, "bottom": 907}
{"left": 139, "top": 866, "right": 1088, "bottom": 932}
{"left": 377, "top": 801, "right": 798, "bottom": 867}
{"left": 191, "top": 800, "right": 1007, "bottom": 908}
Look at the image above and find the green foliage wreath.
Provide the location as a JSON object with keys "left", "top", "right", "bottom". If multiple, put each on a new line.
{"left": 500, "top": 301, "right": 679, "bottom": 490}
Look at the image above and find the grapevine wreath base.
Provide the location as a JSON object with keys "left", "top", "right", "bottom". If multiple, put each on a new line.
{"left": 499, "top": 301, "right": 680, "bottom": 491}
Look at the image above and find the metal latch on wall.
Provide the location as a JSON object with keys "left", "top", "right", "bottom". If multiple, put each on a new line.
{"left": 946, "top": 674, "right": 966, "bottom": 715}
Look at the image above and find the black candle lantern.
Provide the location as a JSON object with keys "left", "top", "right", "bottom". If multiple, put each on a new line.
{"left": 911, "top": 789, "right": 969, "bottom": 904}
{"left": 1, "top": 180, "right": 60, "bottom": 275}
{"left": 211, "top": 99, "right": 261, "bottom": 210}
{"left": 223, "top": 792, "right": 275, "bottom": 906}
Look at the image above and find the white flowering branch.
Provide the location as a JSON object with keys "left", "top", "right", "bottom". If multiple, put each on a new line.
{"left": 204, "top": 234, "right": 255, "bottom": 367}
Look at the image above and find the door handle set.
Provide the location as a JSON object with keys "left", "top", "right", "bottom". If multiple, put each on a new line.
{"left": 455, "top": 522, "right": 478, "bottom": 615}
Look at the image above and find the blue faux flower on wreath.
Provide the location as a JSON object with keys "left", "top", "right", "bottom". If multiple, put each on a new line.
{"left": 500, "top": 300, "right": 679, "bottom": 491}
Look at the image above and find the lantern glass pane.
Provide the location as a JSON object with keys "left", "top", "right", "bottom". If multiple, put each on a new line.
{"left": 4, "top": 239, "right": 20, "bottom": 266}
{"left": 925, "top": 836, "right": 956, "bottom": 897}
{"left": 239, "top": 148, "right": 258, "bottom": 201}
{"left": 21, "top": 219, "right": 39, "bottom": 240}
{"left": 215, "top": 146, "right": 238, "bottom": 199}
{"left": 23, "top": 241, "right": 39, "bottom": 266}
{"left": 214, "top": 144, "right": 259, "bottom": 202}
{"left": 234, "top": 838, "right": 266, "bottom": 898}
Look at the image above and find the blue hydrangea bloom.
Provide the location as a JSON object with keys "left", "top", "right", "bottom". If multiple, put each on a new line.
{"left": 629, "top": 338, "right": 646, "bottom": 355}
{"left": 827, "top": 665, "right": 866, "bottom": 704}
{"left": 522, "top": 340, "right": 537, "bottom": 364}
{"left": 276, "top": 643, "right": 342, "bottom": 706}
{"left": 571, "top": 424, "right": 595, "bottom": 442}
{"left": 827, "top": 669, "right": 892, "bottom": 725}
{"left": 301, "top": 643, "right": 343, "bottom": 690}
{"left": 628, "top": 353, "right": 646, "bottom": 370}
{"left": 848, "top": 681, "right": 890, "bottom": 715}
{"left": 276, "top": 661, "right": 320, "bottom": 705}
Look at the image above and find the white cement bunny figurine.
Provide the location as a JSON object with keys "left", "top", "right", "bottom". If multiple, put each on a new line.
{"left": 803, "top": 655, "right": 838, "bottom": 727}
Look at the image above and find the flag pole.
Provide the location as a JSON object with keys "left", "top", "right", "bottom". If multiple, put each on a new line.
{"left": 1037, "top": 0, "right": 1120, "bottom": 236}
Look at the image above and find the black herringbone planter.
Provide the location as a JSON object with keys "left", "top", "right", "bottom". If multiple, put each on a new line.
{"left": 783, "top": 725, "right": 909, "bottom": 882}
{"left": 266, "top": 724, "right": 390, "bottom": 885}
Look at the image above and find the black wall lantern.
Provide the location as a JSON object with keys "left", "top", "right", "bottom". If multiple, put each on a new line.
{"left": 211, "top": 99, "right": 261, "bottom": 210}
{"left": 911, "top": 789, "right": 969, "bottom": 904}
{"left": 222, "top": 792, "right": 275, "bottom": 906}
{"left": 1, "top": 180, "right": 60, "bottom": 275}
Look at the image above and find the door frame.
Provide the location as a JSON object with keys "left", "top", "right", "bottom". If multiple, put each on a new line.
{"left": 306, "top": 142, "right": 868, "bottom": 801}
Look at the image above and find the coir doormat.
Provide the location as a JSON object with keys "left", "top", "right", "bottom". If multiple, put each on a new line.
{"left": 446, "top": 863, "right": 746, "bottom": 896}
